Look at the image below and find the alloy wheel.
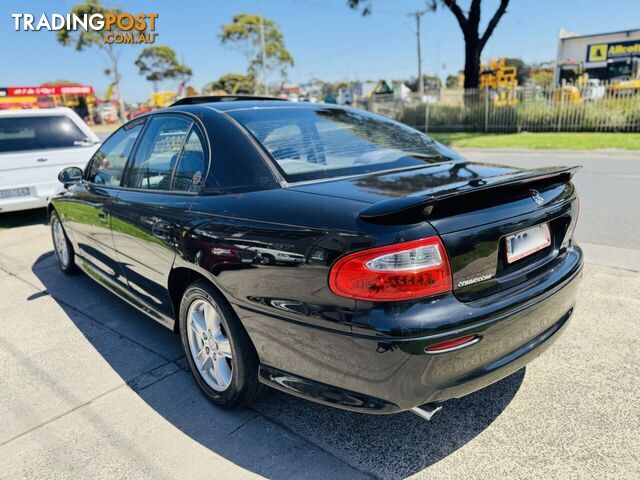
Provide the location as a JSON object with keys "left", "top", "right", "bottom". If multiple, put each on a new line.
{"left": 186, "top": 298, "right": 233, "bottom": 391}
{"left": 52, "top": 217, "right": 69, "bottom": 268}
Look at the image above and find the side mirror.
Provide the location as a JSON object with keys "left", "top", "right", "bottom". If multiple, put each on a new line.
{"left": 58, "top": 167, "right": 83, "bottom": 187}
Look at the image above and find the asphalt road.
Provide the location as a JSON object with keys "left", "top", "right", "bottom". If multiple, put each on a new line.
{"left": 0, "top": 150, "right": 638, "bottom": 479}
{"left": 464, "top": 149, "right": 640, "bottom": 252}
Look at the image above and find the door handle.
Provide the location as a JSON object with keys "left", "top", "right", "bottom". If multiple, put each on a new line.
{"left": 36, "top": 158, "right": 48, "bottom": 163}
{"left": 98, "top": 211, "right": 107, "bottom": 222}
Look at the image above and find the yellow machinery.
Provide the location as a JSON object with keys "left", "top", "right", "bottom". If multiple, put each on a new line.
{"left": 609, "top": 79, "right": 640, "bottom": 94}
{"left": 149, "top": 91, "right": 177, "bottom": 108}
{"left": 605, "top": 58, "right": 640, "bottom": 94}
{"left": 479, "top": 58, "right": 519, "bottom": 107}
{"left": 553, "top": 85, "right": 582, "bottom": 104}
{"left": 607, "top": 59, "right": 640, "bottom": 94}
{"left": 148, "top": 86, "right": 200, "bottom": 108}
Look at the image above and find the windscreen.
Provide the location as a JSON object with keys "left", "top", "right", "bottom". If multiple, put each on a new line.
{"left": 0, "top": 115, "right": 88, "bottom": 153}
{"left": 229, "top": 107, "right": 450, "bottom": 182}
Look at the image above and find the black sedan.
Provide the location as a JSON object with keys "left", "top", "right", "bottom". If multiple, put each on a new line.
{"left": 50, "top": 97, "right": 583, "bottom": 420}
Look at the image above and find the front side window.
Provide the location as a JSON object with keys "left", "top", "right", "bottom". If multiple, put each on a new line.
{"left": 87, "top": 121, "right": 144, "bottom": 186}
{"left": 0, "top": 115, "right": 88, "bottom": 153}
{"left": 229, "top": 107, "right": 450, "bottom": 182}
{"left": 124, "top": 116, "right": 191, "bottom": 190}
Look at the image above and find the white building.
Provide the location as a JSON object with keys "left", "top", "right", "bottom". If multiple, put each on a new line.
{"left": 555, "top": 28, "right": 640, "bottom": 84}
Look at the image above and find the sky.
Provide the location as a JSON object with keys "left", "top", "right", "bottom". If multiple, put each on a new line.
{"left": 1, "top": 0, "right": 639, "bottom": 102}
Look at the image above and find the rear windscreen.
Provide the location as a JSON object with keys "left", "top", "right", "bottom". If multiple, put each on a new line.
{"left": 229, "top": 107, "right": 450, "bottom": 182}
{"left": 0, "top": 115, "right": 88, "bottom": 153}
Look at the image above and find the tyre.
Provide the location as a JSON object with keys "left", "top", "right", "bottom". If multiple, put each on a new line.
{"left": 259, "top": 253, "right": 275, "bottom": 265}
{"left": 179, "top": 279, "right": 262, "bottom": 407}
{"left": 50, "top": 210, "right": 77, "bottom": 274}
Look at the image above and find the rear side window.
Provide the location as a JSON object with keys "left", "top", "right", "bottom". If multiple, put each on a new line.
{"left": 0, "top": 115, "right": 88, "bottom": 153}
{"left": 87, "top": 122, "right": 143, "bottom": 186}
{"left": 124, "top": 116, "right": 191, "bottom": 190}
{"left": 172, "top": 128, "right": 206, "bottom": 192}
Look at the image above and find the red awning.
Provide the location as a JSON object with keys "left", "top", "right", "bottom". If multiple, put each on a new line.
{"left": 0, "top": 85, "right": 94, "bottom": 97}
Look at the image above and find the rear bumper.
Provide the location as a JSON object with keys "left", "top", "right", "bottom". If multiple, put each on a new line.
{"left": 247, "top": 246, "right": 583, "bottom": 414}
{"left": 0, "top": 195, "right": 48, "bottom": 213}
{"left": 0, "top": 182, "right": 61, "bottom": 213}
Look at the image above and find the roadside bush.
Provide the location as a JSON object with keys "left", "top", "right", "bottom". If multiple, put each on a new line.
{"left": 396, "top": 95, "right": 640, "bottom": 132}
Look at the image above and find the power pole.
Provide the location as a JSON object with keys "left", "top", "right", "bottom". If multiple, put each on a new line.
{"left": 259, "top": 14, "right": 268, "bottom": 95}
{"left": 409, "top": 10, "right": 428, "bottom": 98}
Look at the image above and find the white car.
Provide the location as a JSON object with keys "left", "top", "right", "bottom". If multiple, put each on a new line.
{"left": 0, "top": 107, "right": 100, "bottom": 213}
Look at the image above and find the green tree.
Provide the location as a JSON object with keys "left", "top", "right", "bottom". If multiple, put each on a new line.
{"left": 333, "top": 81, "right": 351, "bottom": 92}
{"left": 42, "top": 80, "right": 82, "bottom": 86}
{"left": 135, "top": 46, "right": 192, "bottom": 92}
{"left": 446, "top": 73, "right": 461, "bottom": 88}
{"left": 348, "top": 0, "right": 510, "bottom": 89}
{"left": 504, "top": 57, "right": 531, "bottom": 85}
{"left": 529, "top": 68, "right": 554, "bottom": 87}
{"left": 56, "top": 0, "right": 141, "bottom": 121}
{"left": 203, "top": 73, "right": 255, "bottom": 94}
{"left": 220, "top": 14, "right": 294, "bottom": 93}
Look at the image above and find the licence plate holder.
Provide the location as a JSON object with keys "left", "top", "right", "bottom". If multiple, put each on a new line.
{"left": 0, "top": 187, "right": 31, "bottom": 199}
{"left": 505, "top": 223, "right": 551, "bottom": 264}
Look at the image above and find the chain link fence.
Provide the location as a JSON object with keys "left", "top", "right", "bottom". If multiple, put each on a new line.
{"left": 356, "top": 82, "right": 640, "bottom": 133}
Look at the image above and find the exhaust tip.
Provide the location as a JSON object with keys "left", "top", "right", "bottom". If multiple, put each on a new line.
{"left": 410, "top": 403, "right": 443, "bottom": 421}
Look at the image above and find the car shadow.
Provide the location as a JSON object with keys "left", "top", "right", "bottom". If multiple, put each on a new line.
{"left": 32, "top": 251, "right": 524, "bottom": 480}
{"left": 0, "top": 208, "right": 48, "bottom": 229}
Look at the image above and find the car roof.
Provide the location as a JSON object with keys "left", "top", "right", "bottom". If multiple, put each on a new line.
{"left": 0, "top": 107, "right": 75, "bottom": 117}
{"left": 166, "top": 100, "right": 341, "bottom": 114}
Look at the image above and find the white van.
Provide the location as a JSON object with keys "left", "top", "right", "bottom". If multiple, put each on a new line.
{"left": 0, "top": 108, "right": 100, "bottom": 213}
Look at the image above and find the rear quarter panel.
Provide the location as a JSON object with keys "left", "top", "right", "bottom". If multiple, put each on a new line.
{"left": 183, "top": 188, "right": 439, "bottom": 338}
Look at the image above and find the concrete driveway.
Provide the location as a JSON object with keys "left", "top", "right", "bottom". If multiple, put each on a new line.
{"left": 1, "top": 150, "right": 639, "bottom": 479}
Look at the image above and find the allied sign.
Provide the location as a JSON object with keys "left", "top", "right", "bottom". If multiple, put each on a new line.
{"left": 587, "top": 40, "right": 640, "bottom": 62}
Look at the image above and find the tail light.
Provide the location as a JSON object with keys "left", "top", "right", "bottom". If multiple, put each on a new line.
{"left": 329, "top": 236, "right": 452, "bottom": 301}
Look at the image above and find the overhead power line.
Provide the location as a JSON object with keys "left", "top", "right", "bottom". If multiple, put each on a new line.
{"left": 294, "top": 23, "right": 408, "bottom": 68}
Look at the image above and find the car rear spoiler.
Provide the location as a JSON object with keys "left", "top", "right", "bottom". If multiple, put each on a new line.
{"left": 171, "top": 95, "right": 286, "bottom": 106}
{"left": 359, "top": 165, "right": 581, "bottom": 224}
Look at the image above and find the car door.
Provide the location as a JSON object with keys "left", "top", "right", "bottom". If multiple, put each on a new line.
{"left": 64, "top": 119, "right": 145, "bottom": 288}
{"left": 110, "top": 114, "right": 207, "bottom": 317}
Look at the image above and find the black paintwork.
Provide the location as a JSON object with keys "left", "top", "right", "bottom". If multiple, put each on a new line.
{"left": 51, "top": 101, "right": 583, "bottom": 414}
